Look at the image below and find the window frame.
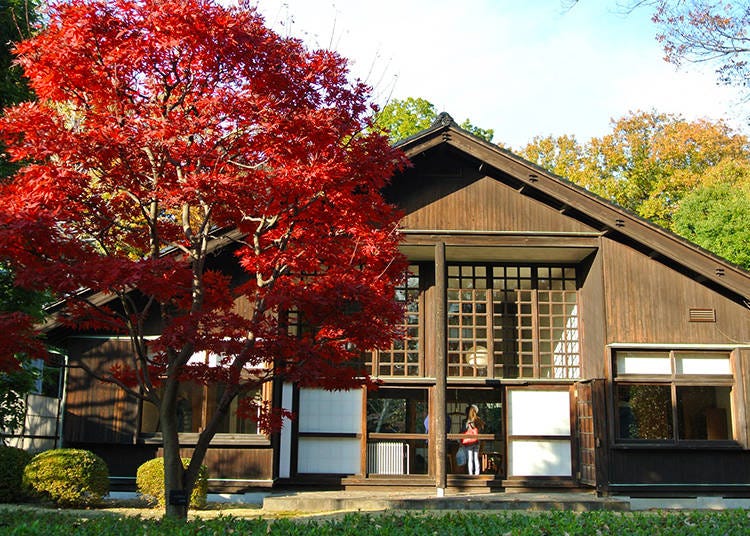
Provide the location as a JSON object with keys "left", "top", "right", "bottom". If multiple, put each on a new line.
{"left": 138, "top": 351, "right": 271, "bottom": 446}
{"left": 366, "top": 264, "right": 425, "bottom": 378}
{"left": 611, "top": 348, "right": 739, "bottom": 448}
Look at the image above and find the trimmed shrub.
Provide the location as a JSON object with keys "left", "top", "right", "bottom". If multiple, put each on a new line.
{"left": 23, "top": 448, "right": 109, "bottom": 507}
{"left": 0, "top": 445, "right": 32, "bottom": 503}
{"left": 136, "top": 457, "right": 208, "bottom": 509}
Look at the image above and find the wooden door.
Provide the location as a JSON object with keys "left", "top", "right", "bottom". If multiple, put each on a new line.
{"left": 575, "top": 381, "right": 596, "bottom": 486}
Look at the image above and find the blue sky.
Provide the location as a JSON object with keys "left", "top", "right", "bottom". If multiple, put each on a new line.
{"left": 254, "top": 0, "right": 747, "bottom": 150}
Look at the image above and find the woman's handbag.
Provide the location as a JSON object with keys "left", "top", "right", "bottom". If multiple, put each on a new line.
{"left": 461, "top": 425, "right": 479, "bottom": 445}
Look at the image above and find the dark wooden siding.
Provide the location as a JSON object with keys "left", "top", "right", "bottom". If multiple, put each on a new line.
{"left": 393, "top": 171, "right": 597, "bottom": 233}
{"left": 601, "top": 238, "right": 750, "bottom": 344}
{"left": 608, "top": 448, "right": 750, "bottom": 491}
{"left": 578, "top": 250, "right": 607, "bottom": 378}
{"left": 170, "top": 447, "right": 274, "bottom": 482}
{"left": 65, "top": 337, "right": 139, "bottom": 444}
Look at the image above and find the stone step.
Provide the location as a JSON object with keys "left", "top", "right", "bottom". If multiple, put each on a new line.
{"left": 262, "top": 491, "right": 630, "bottom": 513}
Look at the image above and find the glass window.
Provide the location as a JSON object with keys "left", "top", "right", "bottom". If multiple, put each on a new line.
{"left": 140, "top": 381, "right": 261, "bottom": 435}
{"left": 677, "top": 386, "right": 732, "bottom": 440}
{"left": 366, "top": 388, "right": 428, "bottom": 475}
{"left": 675, "top": 353, "right": 731, "bottom": 375}
{"left": 367, "top": 388, "right": 427, "bottom": 434}
{"left": 445, "top": 388, "right": 504, "bottom": 476}
{"left": 616, "top": 351, "right": 671, "bottom": 375}
{"left": 616, "top": 384, "right": 673, "bottom": 440}
{"left": 29, "top": 357, "right": 63, "bottom": 398}
{"left": 614, "top": 350, "right": 734, "bottom": 443}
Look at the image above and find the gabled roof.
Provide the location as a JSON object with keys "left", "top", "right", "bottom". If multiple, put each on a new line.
{"left": 393, "top": 113, "right": 750, "bottom": 304}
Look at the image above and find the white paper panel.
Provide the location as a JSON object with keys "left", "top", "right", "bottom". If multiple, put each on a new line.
{"left": 298, "top": 388, "right": 362, "bottom": 433}
{"left": 278, "top": 383, "right": 293, "bottom": 479}
{"left": 508, "top": 390, "right": 570, "bottom": 436}
{"left": 676, "top": 354, "right": 731, "bottom": 375}
{"left": 616, "top": 353, "right": 671, "bottom": 375}
{"left": 508, "top": 440, "right": 572, "bottom": 477}
{"left": 297, "top": 437, "right": 360, "bottom": 474}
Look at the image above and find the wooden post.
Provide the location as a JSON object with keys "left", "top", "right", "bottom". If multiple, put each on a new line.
{"left": 434, "top": 242, "right": 447, "bottom": 495}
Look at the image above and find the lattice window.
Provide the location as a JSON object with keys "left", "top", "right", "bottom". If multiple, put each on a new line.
{"left": 449, "top": 264, "right": 580, "bottom": 380}
{"left": 448, "top": 266, "right": 489, "bottom": 377}
{"left": 538, "top": 290, "right": 579, "bottom": 379}
{"left": 366, "top": 266, "right": 422, "bottom": 377}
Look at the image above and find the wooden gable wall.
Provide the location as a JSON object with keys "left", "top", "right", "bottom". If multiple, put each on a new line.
{"left": 601, "top": 238, "right": 750, "bottom": 345}
{"left": 388, "top": 149, "right": 597, "bottom": 234}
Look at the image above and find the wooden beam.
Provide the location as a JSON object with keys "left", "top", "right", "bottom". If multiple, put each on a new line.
{"left": 434, "top": 241, "right": 447, "bottom": 493}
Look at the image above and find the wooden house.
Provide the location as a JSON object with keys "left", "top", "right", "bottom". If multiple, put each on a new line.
{"left": 49, "top": 114, "right": 750, "bottom": 496}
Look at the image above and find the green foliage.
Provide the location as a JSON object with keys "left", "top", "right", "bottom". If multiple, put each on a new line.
{"left": 0, "top": 265, "right": 50, "bottom": 320}
{"left": 0, "top": 0, "right": 41, "bottom": 179}
{"left": 136, "top": 457, "right": 208, "bottom": 509}
{"left": 458, "top": 118, "right": 494, "bottom": 144}
{"left": 374, "top": 96, "right": 494, "bottom": 143}
{"left": 0, "top": 444, "right": 31, "bottom": 502}
{"left": 3, "top": 510, "right": 750, "bottom": 535}
{"left": 673, "top": 181, "right": 750, "bottom": 270}
{"left": 23, "top": 448, "right": 109, "bottom": 507}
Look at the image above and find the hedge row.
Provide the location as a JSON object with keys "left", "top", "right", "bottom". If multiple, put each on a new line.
{"left": 2, "top": 510, "right": 750, "bottom": 535}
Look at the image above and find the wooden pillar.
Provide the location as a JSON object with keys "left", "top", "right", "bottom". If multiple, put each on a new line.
{"left": 434, "top": 242, "right": 447, "bottom": 495}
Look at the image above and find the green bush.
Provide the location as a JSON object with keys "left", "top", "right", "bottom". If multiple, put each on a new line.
{"left": 136, "top": 457, "right": 208, "bottom": 509}
{"left": 22, "top": 448, "right": 109, "bottom": 507}
{"left": 0, "top": 445, "right": 32, "bottom": 502}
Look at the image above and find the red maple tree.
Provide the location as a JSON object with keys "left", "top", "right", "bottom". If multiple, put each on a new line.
{"left": 0, "top": 0, "right": 406, "bottom": 518}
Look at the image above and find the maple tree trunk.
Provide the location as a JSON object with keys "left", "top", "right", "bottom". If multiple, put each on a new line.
{"left": 161, "top": 380, "right": 189, "bottom": 520}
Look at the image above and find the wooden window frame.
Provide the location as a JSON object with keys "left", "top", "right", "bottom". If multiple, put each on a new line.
{"left": 367, "top": 265, "right": 425, "bottom": 378}
{"left": 611, "top": 349, "right": 739, "bottom": 448}
{"left": 138, "top": 352, "right": 271, "bottom": 445}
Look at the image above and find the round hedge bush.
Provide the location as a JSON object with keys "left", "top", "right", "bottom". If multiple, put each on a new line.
{"left": 136, "top": 457, "right": 208, "bottom": 509}
{"left": 23, "top": 448, "right": 109, "bottom": 507}
{"left": 0, "top": 445, "right": 32, "bottom": 503}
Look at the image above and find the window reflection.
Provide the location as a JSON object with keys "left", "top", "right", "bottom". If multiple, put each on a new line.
{"left": 140, "top": 382, "right": 260, "bottom": 435}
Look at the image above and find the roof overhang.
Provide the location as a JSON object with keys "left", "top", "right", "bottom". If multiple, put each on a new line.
{"left": 392, "top": 115, "right": 750, "bottom": 304}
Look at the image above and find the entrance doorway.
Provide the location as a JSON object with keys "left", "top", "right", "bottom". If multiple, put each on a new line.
{"left": 446, "top": 387, "right": 504, "bottom": 477}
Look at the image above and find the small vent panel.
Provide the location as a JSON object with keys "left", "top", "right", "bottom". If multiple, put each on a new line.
{"left": 689, "top": 308, "right": 716, "bottom": 323}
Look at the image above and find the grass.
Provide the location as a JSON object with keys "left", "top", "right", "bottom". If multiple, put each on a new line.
{"left": 1, "top": 504, "right": 750, "bottom": 535}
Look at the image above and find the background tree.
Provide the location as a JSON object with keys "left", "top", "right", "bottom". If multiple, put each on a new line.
{"left": 0, "top": 0, "right": 39, "bottom": 178}
{"left": 375, "top": 96, "right": 495, "bottom": 143}
{"left": 0, "top": 0, "right": 45, "bottom": 437}
{"left": 518, "top": 134, "right": 590, "bottom": 185}
{"left": 673, "top": 179, "right": 750, "bottom": 271}
{"left": 0, "top": 0, "right": 407, "bottom": 520}
{"left": 651, "top": 0, "right": 750, "bottom": 97}
{"left": 521, "top": 110, "right": 750, "bottom": 228}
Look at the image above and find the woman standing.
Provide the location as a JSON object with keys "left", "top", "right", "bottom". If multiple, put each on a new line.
{"left": 462, "top": 404, "right": 484, "bottom": 475}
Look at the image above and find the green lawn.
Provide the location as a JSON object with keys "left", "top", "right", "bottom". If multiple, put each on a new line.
{"left": 2, "top": 508, "right": 750, "bottom": 535}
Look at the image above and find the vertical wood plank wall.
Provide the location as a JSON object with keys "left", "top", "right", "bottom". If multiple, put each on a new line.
{"left": 601, "top": 238, "right": 749, "bottom": 344}
{"left": 396, "top": 173, "right": 597, "bottom": 233}
{"left": 65, "top": 338, "right": 138, "bottom": 444}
